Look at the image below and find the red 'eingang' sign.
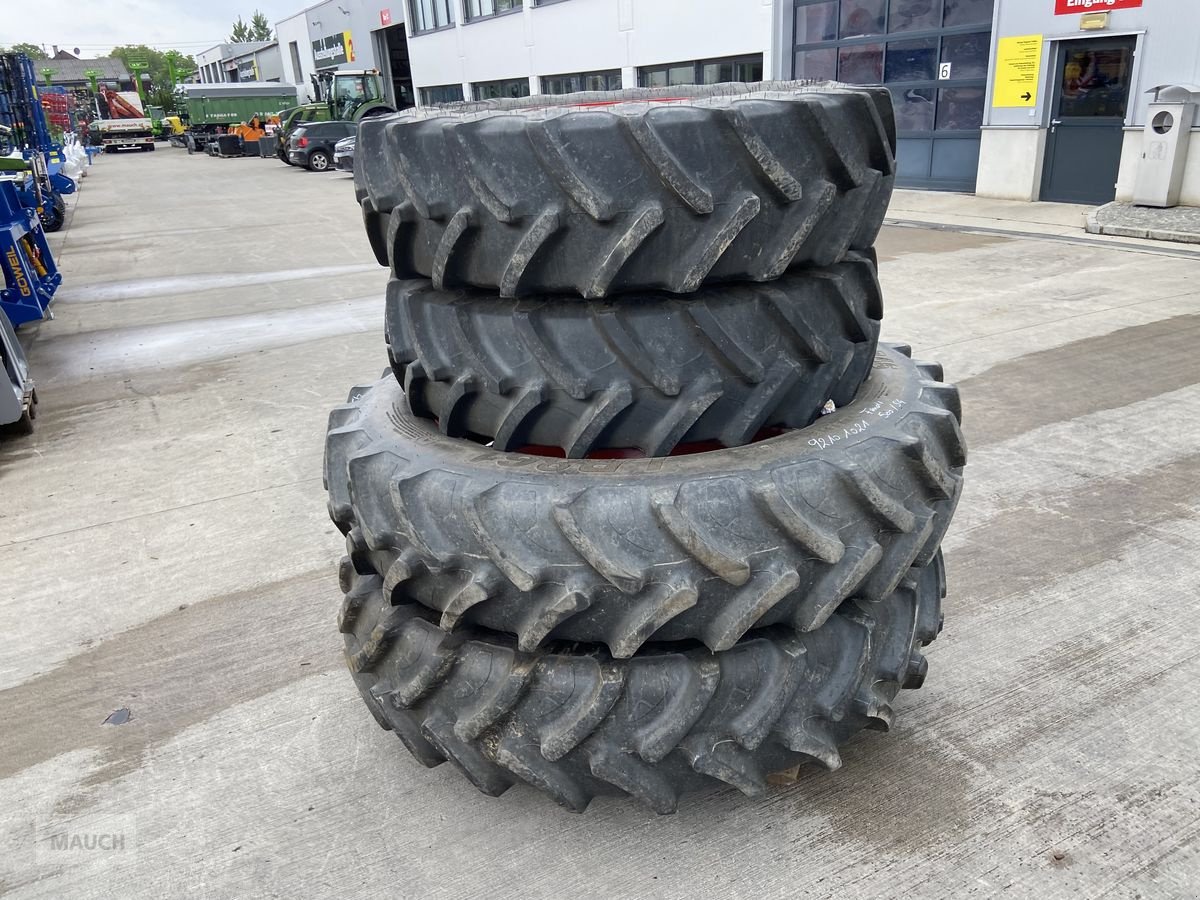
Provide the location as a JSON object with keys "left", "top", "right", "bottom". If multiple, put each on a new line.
{"left": 1055, "top": 0, "right": 1142, "bottom": 13}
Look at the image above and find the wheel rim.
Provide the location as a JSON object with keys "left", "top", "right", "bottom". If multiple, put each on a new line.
{"left": 312, "top": 153, "right": 329, "bottom": 171}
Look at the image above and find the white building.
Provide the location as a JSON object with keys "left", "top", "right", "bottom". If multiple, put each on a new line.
{"left": 403, "top": 0, "right": 775, "bottom": 104}
{"left": 274, "top": 0, "right": 414, "bottom": 106}
{"left": 779, "top": 0, "right": 1200, "bottom": 203}
{"left": 269, "top": 0, "right": 1200, "bottom": 204}
{"left": 271, "top": 0, "right": 774, "bottom": 109}
{"left": 195, "top": 41, "right": 284, "bottom": 84}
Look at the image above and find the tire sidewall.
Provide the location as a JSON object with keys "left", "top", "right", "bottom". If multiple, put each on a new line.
{"left": 309, "top": 151, "right": 330, "bottom": 171}
{"left": 352, "top": 345, "right": 922, "bottom": 483}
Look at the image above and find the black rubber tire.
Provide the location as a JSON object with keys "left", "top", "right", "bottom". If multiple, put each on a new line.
{"left": 39, "top": 192, "right": 65, "bottom": 233}
{"left": 339, "top": 551, "right": 945, "bottom": 814}
{"left": 3, "top": 410, "right": 34, "bottom": 436}
{"left": 324, "top": 345, "right": 965, "bottom": 657}
{"left": 385, "top": 252, "right": 882, "bottom": 456}
{"left": 309, "top": 150, "right": 331, "bottom": 172}
{"left": 2, "top": 390, "right": 35, "bottom": 436}
{"left": 356, "top": 81, "right": 895, "bottom": 298}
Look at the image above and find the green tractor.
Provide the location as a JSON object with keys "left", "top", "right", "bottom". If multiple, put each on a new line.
{"left": 276, "top": 69, "right": 394, "bottom": 165}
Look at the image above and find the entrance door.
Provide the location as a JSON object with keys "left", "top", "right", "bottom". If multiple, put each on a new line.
{"left": 1041, "top": 36, "right": 1136, "bottom": 204}
{"left": 383, "top": 24, "right": 414, "bottom": 110}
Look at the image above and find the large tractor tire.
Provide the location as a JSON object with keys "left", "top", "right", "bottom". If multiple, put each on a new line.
{"left": 339, "top": 550, "right": 944, "bottom": 814}
{"left": 385, "top": 253, "right": 882, "bottom": 457}
{"left": 356, "top": 82, "right": 895, "bottom": 298}
{"left": 325, "top": 345, "right": 965, "bottom": 658}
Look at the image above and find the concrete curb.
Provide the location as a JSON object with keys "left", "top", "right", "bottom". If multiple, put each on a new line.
{"left": 1086, "top": 202, "right": 1200, "bottom": 244}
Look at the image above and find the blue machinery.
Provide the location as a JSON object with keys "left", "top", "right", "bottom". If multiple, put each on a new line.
{"left": 0, "top": 180, "right": 60, "bottom": 327}
{"left": 0, "top": 52, "right": 76, "bottom": 232}
{"left": 0, "top": 179, "right": 56, "bottom": 431}
{"left": 0, "top": 54, "right": 67, "bottom": 432}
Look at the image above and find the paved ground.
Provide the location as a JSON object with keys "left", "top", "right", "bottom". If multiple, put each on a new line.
{"left": 2, "top": 150, "right": 1199, "bottom": 899}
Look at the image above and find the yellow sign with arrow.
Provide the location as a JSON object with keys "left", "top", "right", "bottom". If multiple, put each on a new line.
{"left": 993, "top": 34, "right": 1044, "bottom": 108}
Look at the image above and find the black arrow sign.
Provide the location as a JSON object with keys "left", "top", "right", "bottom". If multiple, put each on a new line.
{"left": 1021, "top": 91, "right": 1032, "bottom": 101}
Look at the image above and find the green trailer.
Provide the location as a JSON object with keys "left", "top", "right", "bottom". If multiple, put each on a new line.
{"left": 178, "top": 82, "right": 302, "bottom": 149}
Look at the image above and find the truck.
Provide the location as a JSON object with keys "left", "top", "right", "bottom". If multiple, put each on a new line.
{"left": 275, "top": 69, "right": 397, "bottom": 165}
{"left": 177, "top": 82, "right": 302, "bottom": 151}
{"left": 93, "top": 87, "right": 155, "bottom": 151}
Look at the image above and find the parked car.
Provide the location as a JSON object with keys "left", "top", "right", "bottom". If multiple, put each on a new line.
{"left": 334, "top": 135, "right": 355, "bottom": 173}
{"left": 287, "top": 121, "right": 356, "bottom": 171}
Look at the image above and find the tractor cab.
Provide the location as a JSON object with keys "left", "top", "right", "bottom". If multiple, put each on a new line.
{"left": 312, "top": 69, "right": 394, "bottom": 122}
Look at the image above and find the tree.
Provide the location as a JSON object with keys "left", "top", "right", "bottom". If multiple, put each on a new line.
{"left": 149, "top": 85, "right": 179, "bottom": 114}
{"left": 6, "top": 42, "right": 47, "bottom": 58}
{"left": 109, "top": 45, "right": 197, "bottom": 90}
{"left": 250, "top": 11, "right": 274, "bottom": 41}
{"left": 230, "top": 16, "right": 251, "bottom": 42}
{"left": 231, "top": 10, "right": 273, "bottom": 42}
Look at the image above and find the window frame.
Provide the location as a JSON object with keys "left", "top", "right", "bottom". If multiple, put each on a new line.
{"left": 419, "top": 83, "right": 466, "bottom": 105}
{"left": 791, "top": 0, "right": 992, "bottom": 137}
{"left": 636, "top": 53, "right": 764, "bottom": 88}
{"left": 470, "top": 76, "right": 532, "bottom": 101}
{"left": 408, "top": 0, "right": 456, "bottom": 35}
{"left": 462, "top": 0, "right": 523, "bottom": 24}
{"left": 540, "top": 68, "right": 623, "bottom": 95}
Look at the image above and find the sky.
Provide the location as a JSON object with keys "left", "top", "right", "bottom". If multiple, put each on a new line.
{"left": 0, "top": 0, "right": 298, "bottom": 58}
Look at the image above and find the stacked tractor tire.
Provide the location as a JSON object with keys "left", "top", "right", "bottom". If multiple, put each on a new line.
{"left": 326, "top": 82, "right": 967, "bottom": 814}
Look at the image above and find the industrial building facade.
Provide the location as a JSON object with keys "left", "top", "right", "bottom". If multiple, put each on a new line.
{"left": 975, "top": 0, "right": 1200, "bottom": 206}
{"left": 253, "top": 0, "right": 1196, "bottom": 203}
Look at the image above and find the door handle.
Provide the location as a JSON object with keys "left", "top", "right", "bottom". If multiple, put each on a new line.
{"left": 1050, "top": 118, "right": 1062, "bottom": 133}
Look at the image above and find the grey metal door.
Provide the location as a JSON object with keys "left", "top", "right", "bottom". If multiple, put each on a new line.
{"left": 1041, "top": 36, "right": 1136, "bottom": 204}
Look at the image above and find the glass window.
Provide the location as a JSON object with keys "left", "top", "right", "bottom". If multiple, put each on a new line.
{"left": 701, "top": 55, "right": 763, "bottom": 84}
{"left": 838, "top": 43, "right": 884, "bottom": 84}
{"left": 889, "top": 86, "right": 935, "bottom": 131}
{"left": 889, "top": 0, "right": 942, "bottom": 33}
{"left": 795, "top": 47, "right": 837, "bottom": 80}
{"left": 420, "top": 83, "right": 465, "bottom": 105}
{"left": 1057, "top": 43, "right": 1134, "bottom": 118}
{"left": 640, "top": 54, "right": 762, "bottom": 88}
{"left": 940, "top": 32, "right": 989, "bottom": 79}
{"left": 464, "top": 0, "right": 521, "bottom": 21}
{"left": 410, "top": 0, "right": 453, "bottom": 32}
{"left": 541, "top": 69, "right": 622, "bottom": 94}
{"left": 936, "top": 86, "right": 984, "bottom": 130}
{"left": 472, "top": 77, "right": 531, "bottom": 100}
{"left": 886, "top": 38, "right": 937, "bottom": 82}
{"left": 795, "top": 1, "right": 837, "bottom": 43}
{"left": 638, "top": 63, "right": 696, "bottom": 88}
{"left": 840, "top": 0, "right": 886, "bottom": 39}
{"left": 943, "top": 0, "right": 993, "bottom": 27}
{"left": 334, "top": 73, "right": 383, "bottom": 103}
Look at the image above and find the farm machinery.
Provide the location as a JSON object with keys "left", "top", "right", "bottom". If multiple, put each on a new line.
{"left": 0, "top": 53, "right": 76, "bottom": 232}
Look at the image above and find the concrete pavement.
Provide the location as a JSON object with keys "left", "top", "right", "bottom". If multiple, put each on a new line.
{"left": 1, "top": 150, "right": 1198, "bottom": 898}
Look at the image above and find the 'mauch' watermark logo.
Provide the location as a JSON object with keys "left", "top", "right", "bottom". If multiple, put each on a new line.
{"left": 47, "top": 833, "right": 126, "bottom": 852}
{"left": 33, "top": 816, "right": 137, "bottom": 864}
